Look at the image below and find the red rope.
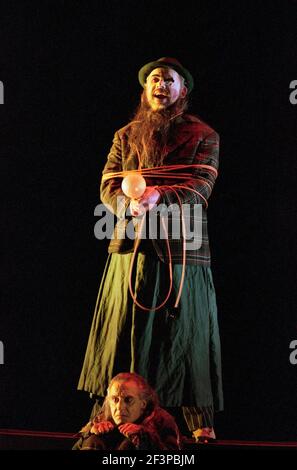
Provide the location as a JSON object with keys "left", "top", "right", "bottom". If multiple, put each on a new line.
{"left": 128, "top": 216, "right": 173, "bottom": 311}
{"left": 102, "top": 166, "right": 216, "bottom": 312}
{"left": 101, "top": 163, "right": 218, "bottom": 182}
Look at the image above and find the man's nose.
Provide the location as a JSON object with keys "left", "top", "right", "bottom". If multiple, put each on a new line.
{"left": 158, "top": 78, "right": 166, "bottom": 87}
{"left": 117, "top": 398, "right": 126, "bottom": 411}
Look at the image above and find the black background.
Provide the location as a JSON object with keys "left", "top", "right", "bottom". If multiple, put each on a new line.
{"left": 1, "top": 0, "right": 297, "bottom": 441}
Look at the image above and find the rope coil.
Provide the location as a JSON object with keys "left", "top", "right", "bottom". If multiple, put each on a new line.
{"left": 101, "top": 164, "right": 217, "bottom": 312}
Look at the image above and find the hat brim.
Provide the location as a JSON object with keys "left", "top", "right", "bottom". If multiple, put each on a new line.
{"left": 138, "top": 61, "right": 194, "bottom": 93}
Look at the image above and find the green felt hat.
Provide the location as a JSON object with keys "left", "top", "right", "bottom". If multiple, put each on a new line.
{"left": 138, "top": 57, "right": 194, "bottom": 93}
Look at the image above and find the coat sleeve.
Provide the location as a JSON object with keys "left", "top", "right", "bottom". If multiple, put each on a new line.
{"left": 157, "top": 131, "right": 219, "bottom": 208}
{"left": 100, "top": 131, "right": 130, "bottom": 218}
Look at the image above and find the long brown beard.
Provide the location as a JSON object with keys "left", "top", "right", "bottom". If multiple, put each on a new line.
{"left": 128, "top": 91, "right": 188, "bottom": 168}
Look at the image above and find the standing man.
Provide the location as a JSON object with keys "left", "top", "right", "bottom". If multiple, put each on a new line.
{"left": 78, "top": 57, "right": 223, "bottom": 442}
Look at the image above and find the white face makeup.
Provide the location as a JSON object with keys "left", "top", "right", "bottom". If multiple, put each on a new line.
{"left": 145, "top": 67, "right": 187, "bottom": 111}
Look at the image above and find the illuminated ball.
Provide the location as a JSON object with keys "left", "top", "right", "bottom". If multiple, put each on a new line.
{"left": 121, "top": 173, "right": 146, "bottom": 199}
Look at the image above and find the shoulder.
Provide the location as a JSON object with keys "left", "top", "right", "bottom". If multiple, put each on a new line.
{"left": 144, "top": 407, "right": 178, "bottom": 430}
{"left": 181, "top": 113, "right": 219, "bottom": 140}
{"left": 115, "top": 121, "right": 137, "bottom": 140}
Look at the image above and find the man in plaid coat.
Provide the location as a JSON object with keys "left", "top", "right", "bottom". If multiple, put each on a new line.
{"left": 78, "top": 57, "right": 223, "bottom": 443}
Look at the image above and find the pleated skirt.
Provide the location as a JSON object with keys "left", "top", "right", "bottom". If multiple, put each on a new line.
{"left": 78, "top": 252, "right": 223, "bottom": 410}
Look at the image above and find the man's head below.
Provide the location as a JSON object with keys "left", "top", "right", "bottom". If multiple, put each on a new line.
{"left": 138, "top": 57, "right": 194, "bottom": 112}
{"left": 105, "top": 372, "right": 158, "bottom": 425}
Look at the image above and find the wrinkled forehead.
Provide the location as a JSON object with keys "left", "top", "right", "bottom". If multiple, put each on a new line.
{"left": 146, "top": 67, "right": 181, "bottom": 82}
{"left": 108, "top": 380, "right": 141, "bottom": 398}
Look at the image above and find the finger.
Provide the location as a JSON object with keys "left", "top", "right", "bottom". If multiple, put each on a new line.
{"left": 90, "top": 425, "right": 99, "bottom": 435}
{"left": 119, "top": 424, "right": 137, "bottom": 436}
{"left": 118, "top": 424, "right": 129, "bottom": 434}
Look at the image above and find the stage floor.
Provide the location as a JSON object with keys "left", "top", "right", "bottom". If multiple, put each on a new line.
{"left": 1, "top": 428, "right": 297, "bottom": 451}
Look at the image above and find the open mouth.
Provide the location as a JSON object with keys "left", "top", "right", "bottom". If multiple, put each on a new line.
{"left": 153, "top": 90, "right": 168, "bottom": 99}
{"left": 153, "top": 94, "right": 168, "bottom": 101}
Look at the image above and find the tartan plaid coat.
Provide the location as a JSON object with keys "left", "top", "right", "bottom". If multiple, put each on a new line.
{"left": 100, "top": 113, "right": 219, "bottom": 266}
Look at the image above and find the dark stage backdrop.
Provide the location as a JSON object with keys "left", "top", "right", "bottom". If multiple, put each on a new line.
{"left": 1, "top": 0, "right": 297, "bottom": 441}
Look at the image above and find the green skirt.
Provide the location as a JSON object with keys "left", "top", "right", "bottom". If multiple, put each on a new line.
{"left": 78, "top": 252, "right": 223, "bottom": 410}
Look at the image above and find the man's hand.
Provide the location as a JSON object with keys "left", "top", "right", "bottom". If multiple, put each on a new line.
{"left": 118, "top": 423, "right": 144, "bottom": 447}
{"left": 129, "top": 186, "right": 160, "bottom": 216}
{"left": 90, "top": 420, "right": 115, "bottom": 435}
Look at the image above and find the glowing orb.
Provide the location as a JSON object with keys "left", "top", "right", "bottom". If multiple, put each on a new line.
{"left": 121, "top": 173, "right": 146, "bottom": 199}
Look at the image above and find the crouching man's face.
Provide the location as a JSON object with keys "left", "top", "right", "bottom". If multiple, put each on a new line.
{"left": 108, "top": 380, "right": 147, "bottom": 425}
